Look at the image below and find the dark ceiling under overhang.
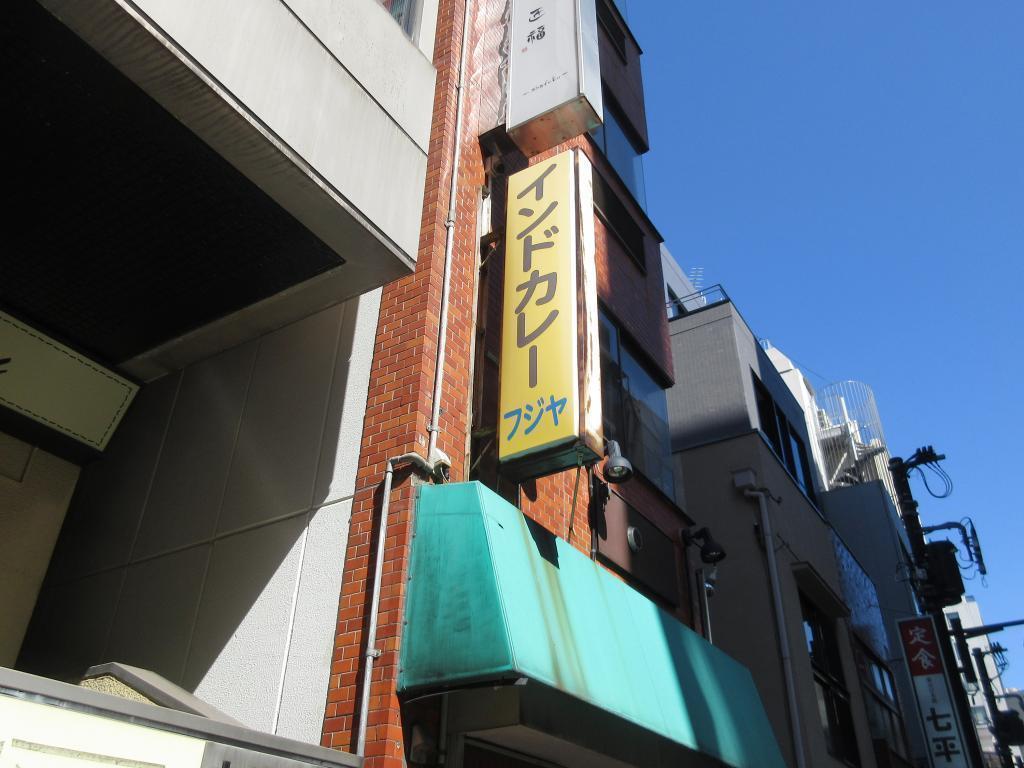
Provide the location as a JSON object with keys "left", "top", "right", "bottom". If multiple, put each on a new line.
{"left": 1, "top": 0, "right": 345, "bottom": 367}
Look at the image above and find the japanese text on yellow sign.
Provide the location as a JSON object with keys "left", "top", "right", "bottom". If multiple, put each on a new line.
{"left": 499, "top": 150, "right": 579, "bottom": 461}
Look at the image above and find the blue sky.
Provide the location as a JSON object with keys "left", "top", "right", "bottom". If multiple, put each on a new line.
{"left": 629, "top": 2, "right": 1024, "bottom": 687}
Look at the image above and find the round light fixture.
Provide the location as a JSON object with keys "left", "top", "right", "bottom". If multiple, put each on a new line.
{"left": 604, "top": 440, "right": 634, "bottom": 484}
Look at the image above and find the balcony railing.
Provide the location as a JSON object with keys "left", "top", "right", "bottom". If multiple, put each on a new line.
{"left": 667, "top": 284, "right": 729, "bottom": 320}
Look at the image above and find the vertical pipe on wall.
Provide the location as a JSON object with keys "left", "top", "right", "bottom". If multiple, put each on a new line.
{"left": 427, "top": 0, "right": 474, "bottom": 469}
{"left": 743, "top": 485, "right": 809, "bottom": 768}
{"left": 356, "top": 452, "right": 430, "bottom": 756}
{"left": 357, "top": 0, "right": 475, "bottom": 749}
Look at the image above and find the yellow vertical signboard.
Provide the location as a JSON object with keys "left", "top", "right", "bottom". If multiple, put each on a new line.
{"left": 499, "top": 150, "right": 579, "bottom": 463}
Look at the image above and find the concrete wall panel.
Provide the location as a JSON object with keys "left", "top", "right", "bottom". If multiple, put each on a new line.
{"left": 218, "top": 307, "right": 342, "bottom": 533}
{"left": 20, "top": 568, "right": 125, "bottom": 682}
{"left": 106, "top": 545, "right": 210, "bottom": 682}
{"left": 133, "top": 343, "right": 256, "bottom": 559}
{"left": 45, "top": 373, "right": 178, "bottom": 583}
{"left": 125, "top": 0, "right": 433, "bottom": 257}
{"left": 0, "top": 436, "right": 80, "bottom": 666}
{"left": 188, "top": 514, "right": 307, "bottom": 732}
{"left": 19, "top": 292, "right": 377, "bottom": 745}
{"left": 287, "top": 0, "right": 436, "bottom": 145}
{"left": 314, "top": 289, "right": 381, "bottom": 506}
{"left": 275, "top": 498, "right": 353, "bottom": 742}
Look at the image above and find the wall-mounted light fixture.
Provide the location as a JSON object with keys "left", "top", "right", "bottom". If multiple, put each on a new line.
{"left": 603, "top": 440, "right": 634, "bottom": 484}
{"left": 682, "top": 525, "right": 727, "bottom": 644}
{"left": 681, "top": 526, "right": 727, "bottom": 564}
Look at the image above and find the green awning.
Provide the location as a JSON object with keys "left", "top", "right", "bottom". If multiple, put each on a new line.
{"left": 400, "top": 482, "right": 785, "bottom": 768}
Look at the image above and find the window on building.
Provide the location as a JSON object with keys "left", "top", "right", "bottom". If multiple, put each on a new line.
{"left": 590, "top": 96, "right": 647, "bottom": 209}
{"left": 856, "top": 642, "right": 909, "bottom": 759}
{"left": 379, "top": 0, "right": 420, "bottom": 39}
{"left": 789, "top": 431, "right": 812, "bottom": 493}
{"left": 755, "top": 377, "right": 783, "bottom": 455}
{"left": 599, "top": 310, "right": 674, "bottom": 497}
{"left": 593, "top": 170, "right": 645, "bottom": 269}
{"left": 753, "top": 375, "right": 817, "bottom": 500}
{"left": 802, "top": 596, "right": 861, "bottom": 766}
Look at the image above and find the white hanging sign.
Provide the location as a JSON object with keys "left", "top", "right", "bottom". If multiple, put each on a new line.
{"left": 507, "top": 0, "right": 603, "bottom": 155}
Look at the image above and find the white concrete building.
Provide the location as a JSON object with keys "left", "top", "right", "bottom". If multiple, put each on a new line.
{"left": 1, "top": 0, "right": 438, "bottom": 754}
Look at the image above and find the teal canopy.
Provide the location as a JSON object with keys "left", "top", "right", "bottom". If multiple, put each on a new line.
{"left": 400, "top": 482, "right": 786, "bottom": 768}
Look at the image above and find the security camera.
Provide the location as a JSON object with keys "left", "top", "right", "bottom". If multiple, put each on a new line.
{"left": 703, "top": 565, "right": 719, "bottom": 598}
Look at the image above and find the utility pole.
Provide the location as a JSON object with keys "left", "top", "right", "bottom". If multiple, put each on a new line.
{"left": 952, "top": 620, "right": 1024, "bottom": 768}
{"left": 973, "top": 646, "right": 1015, "bottom": 768}
{"left": 890, "top": 446, "right": 986, "bottom": 768}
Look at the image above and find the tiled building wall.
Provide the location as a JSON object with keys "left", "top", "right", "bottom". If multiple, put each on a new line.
{"left": 19, "top": 292, "right": 381, "bottom": 745}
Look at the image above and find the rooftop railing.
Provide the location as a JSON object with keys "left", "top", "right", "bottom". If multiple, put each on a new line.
{"left": 667, "top": 284, "right": 729, "bottom": 320}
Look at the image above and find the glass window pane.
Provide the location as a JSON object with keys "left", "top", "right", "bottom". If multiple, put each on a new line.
{"left": 789, "top": 431, "right": 806, "bottom": 490}
{"left": 601, "top": 107, "right": 647, "bottom": 209}
{"left": 754, "top": 379, "right": 783, "bottom": 456}
{"left": 618, "top": 343, "right": 673, "bottom": 496}
{"left": 598, "top": 312, "right": 673, "bottom": 496}
{"left": 379, "top": 0, "right": 419, "bottom": 38}
{"left": 815, "top": 681, "right": 831, "bottom": 746}
{"left": 599, "top": 312, "right": 623, "bottom": 444}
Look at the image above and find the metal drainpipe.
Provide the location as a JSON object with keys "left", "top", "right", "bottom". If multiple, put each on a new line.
{"left": 744, "top": 487, "right": 809, "bottom": 768}
{"left": 356, "top": 452, "right": 431, "bottom": 756}
{"left": 426, "top": 0, "right": 474, "bottom": 466}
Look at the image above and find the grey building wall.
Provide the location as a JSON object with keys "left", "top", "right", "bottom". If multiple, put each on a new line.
{"left": 667, "top": 301, "right": 918, "bottom": 767}
{"left": 19, "top": 291, "right": 380, "bottom": 744}
{"left": 667, "top": 303, "right": 752, "bottom": 450}
{"left": 820, "top": 481, "right": 926, "bottom": 763}
{"left": 0, "top": 434, "right": 80, "bottom": 666}
{"left": 675, "top": 433, "right": 878, "bottom": 768}
{"left": 667, "top": 302, "right": 814, "bottom": 460}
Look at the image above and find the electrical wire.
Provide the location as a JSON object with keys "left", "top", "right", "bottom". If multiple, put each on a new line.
{"left": 915, "top": 462, "right": 953, "bottom": 498}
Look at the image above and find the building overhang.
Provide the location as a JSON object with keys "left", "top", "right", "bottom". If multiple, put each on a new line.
{"left": 0, "top": 666, "right": 362, "bottom": 768}
{"left": 400, "top": 482, "right": 786, "bottom": 768}
{"left": 3, "top": 0, "right": 418, "bottom": 385}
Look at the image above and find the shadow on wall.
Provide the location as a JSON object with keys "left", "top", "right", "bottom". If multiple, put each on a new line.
{"left": 16, "top": 296, "right": 372, "bottom": 735}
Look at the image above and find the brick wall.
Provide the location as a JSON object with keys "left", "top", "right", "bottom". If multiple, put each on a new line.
{"left": 320, "top": 0, "right": 474, "bottom": 761}
{"left": 321, "top": 1, "right": 686, "bottom": 763}
{"left": 598, "top": 6, "right": 649, "bottom": 149}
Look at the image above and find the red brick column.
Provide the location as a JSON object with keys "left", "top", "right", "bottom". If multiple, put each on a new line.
{"left": 319, "top": 0, "right": 478, "bottom": 763}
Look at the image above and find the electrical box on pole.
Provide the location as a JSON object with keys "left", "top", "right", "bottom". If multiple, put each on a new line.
{"left": 994, "top": 711, "right": 1024, "bottom": 746}
{"left": 922, "top": 540, "right": 966, "bottom": 608}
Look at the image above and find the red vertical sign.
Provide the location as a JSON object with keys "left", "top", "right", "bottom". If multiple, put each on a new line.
{"left": 897, "top": 616, "right": 969, "bottom": 768}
